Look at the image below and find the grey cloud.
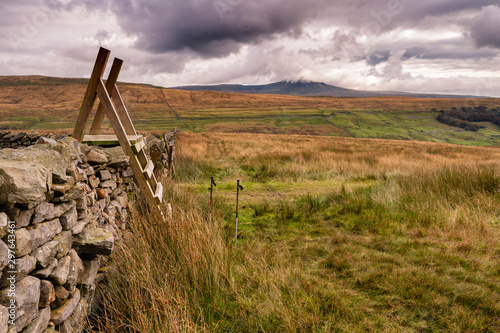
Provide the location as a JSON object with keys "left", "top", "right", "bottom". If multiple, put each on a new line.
{"left": 318, "top": 0, "right": 498, "bottom": 36}
{"left": 403, "top": 46, "right": 497, "bottom": 61}
{"left": 366, "top": 50, "right": 391, "bottom": 66}
{"left": 469, "top": 5, "right": 500, "bottom": 48}
{"left": 368, "top": 50, "right": 412, "bottom": 81}
{"left": 94, "top": 30, "right": 109, "bottom": 44}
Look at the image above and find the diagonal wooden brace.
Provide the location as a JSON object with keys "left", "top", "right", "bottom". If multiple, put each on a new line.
{"left": 95, "top": 78, "right": 160, "bottom": 214}
{"left": 110, "top": 84, "right": 137, "bottom": 136}
{"left": 73, "top": 47, "right": 110, "bottom": 142}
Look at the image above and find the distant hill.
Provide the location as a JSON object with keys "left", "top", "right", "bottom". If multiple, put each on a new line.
{"left": 172, "top": 79, "right": 484, "bottom": 98}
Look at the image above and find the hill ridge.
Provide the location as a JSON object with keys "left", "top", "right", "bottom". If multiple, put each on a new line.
{"left": 171, "top": 79, "right": 485, "bottom": 99}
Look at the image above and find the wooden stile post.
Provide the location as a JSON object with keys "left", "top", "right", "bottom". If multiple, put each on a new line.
{"left": 89, "top": 58, "right": 123, "bottom": 135}
{"left": 73, "top": 47, "right": 110, "bottom": 142}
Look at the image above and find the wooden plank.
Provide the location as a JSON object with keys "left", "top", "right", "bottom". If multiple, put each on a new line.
{"left": 143, "top": 160, "right": 154, "bottom": 179}
{"left": 111, "top": 84, "right": 137, "bottom": 135}
{"left": 154, "top": 182, "right": 163, "bottom": 203}
{"left": 73, "top": 47, "right": 110, "bottom": 142}
{"left": 95, "top": 79, "right": 159, "bottom": 212}
{"left": 132, "top": 137, "right": 145, "bottom": 153}
{"left": 83, "top": 134, "right": 143, "bottom": 146}
{"left": 135, "top": 149, "right": 148, "bottom": 169}
{"left": 148, "top": 172, "right": 158, "bottom": 192}
{"left": 89, "top": 58, "right": 123, "bottom": 135}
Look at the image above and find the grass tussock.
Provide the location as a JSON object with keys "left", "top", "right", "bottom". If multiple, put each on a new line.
{"left": 91, "top": 180, "right": 232, "bottom": 332}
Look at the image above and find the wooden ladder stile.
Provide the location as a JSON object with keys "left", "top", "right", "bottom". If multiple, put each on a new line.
{"left": 73, "top": 47, "right": 164, "bottom": 217}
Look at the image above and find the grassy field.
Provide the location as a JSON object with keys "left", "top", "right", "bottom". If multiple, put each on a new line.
{"left": 94, "top": 132, "right": 500, "bottom": 332}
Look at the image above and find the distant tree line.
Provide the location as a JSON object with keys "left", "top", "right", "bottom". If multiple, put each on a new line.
{"left": 435, "top": 106, "right": 500, "bottom": 131}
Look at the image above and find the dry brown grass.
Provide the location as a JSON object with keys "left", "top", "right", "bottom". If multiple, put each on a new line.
{"left": 176, "top": 131, "right": 500, "bottom": 182}
{"left": 91, "top": 180, "right": 230, "bottom": 332}
{"left": 161, "top": 88, "right": 500, "bottom": 114}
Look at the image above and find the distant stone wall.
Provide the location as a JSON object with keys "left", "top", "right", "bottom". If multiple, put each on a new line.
{"left": 0, "top": 130, "right": 175, "bottom": 333}
{"left": 0, "top": 131, "right": 67, "bottom": 150}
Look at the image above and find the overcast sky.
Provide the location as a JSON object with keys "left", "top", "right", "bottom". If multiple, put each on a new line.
{"left": 1, "top": 0, "right": 500, "bottom": 96}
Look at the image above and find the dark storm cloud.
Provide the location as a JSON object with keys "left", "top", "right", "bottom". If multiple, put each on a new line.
{"left": 56, "top": 0, "right": 325, "bottom": 57}
{"left": 47, "top": 0, "right": 500, "bottom": 61}
{"left": 469, "top": 5, "right": 500, "bottom": 49}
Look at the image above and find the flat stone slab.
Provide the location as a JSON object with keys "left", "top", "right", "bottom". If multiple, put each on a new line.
{"left": 31, "top": 241, "right": 59, "bottom": 268}
{"left": 0, "top": 255, "right": 36, "bottom": 288}
{"left": 10, "top": 228, "right": 32, "bottom": 257}
{"left": 57, "top": 298, "right": 88, "bottom": 333}
{"left": 73, "top": 227, "right": 114, "bottom": 256}
{"left": 0, "top": 276, "right": 40, "bottom": 332}
{"left": 32, "top": 202, "right": 55, "bottom": 224}
{"left": 0, "top": 161, "right": 49, "bottom": 205}
{"left": 53, "top": 231, "right": 72, "bottom": 259}
{"left": 0, "top": 146, "right": 67, "bottom": 184}
{"left": 21, "top": 306, "right": 50, "bottom": 333}
{"left": 39, "top": 280, "right": 56, "bottom": 308}
{"left": 28, "top": 219, "right": 62, "bottom": 251}
{"left": 50, "top": 288, "right": 80, "bottom": 325}
{"left": 49, "top": 256, "right": 71, "bottom": 286}
{"left": 33, "top": 258, "right": 58, "bottom": 279}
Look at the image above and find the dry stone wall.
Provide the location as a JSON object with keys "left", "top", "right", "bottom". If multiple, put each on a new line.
{"left": 0, "top": 132, "right": 68, "bottom": 150}
{"left": 0, "top": 130, "right": 174, "bottom": 333}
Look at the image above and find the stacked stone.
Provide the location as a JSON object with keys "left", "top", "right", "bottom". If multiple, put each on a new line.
{"left": 0, "top": 137, "right": 134, "bottom": 333}
{"left": 145, "top": 131, "right": 178, "bottom": 180}
{"left": 0, "top": 132, "right": 67, "bottom": 150}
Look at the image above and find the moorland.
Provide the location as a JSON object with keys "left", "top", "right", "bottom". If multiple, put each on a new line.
{"left": 2, "top": 75, "right": 500, "bottom": 145}
{"left": 1, "top": 75, "right": 500, "bottom": 332}
{"left": 94, "top": 133, "right": 500, "bottom": 332}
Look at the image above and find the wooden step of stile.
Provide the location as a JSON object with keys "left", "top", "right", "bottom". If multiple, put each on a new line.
{"left": 132, "top": 137, "right": 145, "bottom": 154}
{"left": 135, "top": 161, "right": 160, "bottom": 203}
{"left": 82, "top": 134, "right": 143, "bottom": 146}
{"left": 143, "top": 160, "right": 154, "bottom": 180}
{"left": 133, "top": 150, "right": 162, "bottom": 204}
{"left": 147, "top": 172, "right": 159, "bottom": 194}
{"left": 154, "top": 181, "right": 163, "bottom": 203}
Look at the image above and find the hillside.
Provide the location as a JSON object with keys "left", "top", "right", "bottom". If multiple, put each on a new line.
{"left": 1, "top": 75, "right": 500, "bottom": 145}
{"left": 172, "top": 79, "right": 482, "bottom": 98}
